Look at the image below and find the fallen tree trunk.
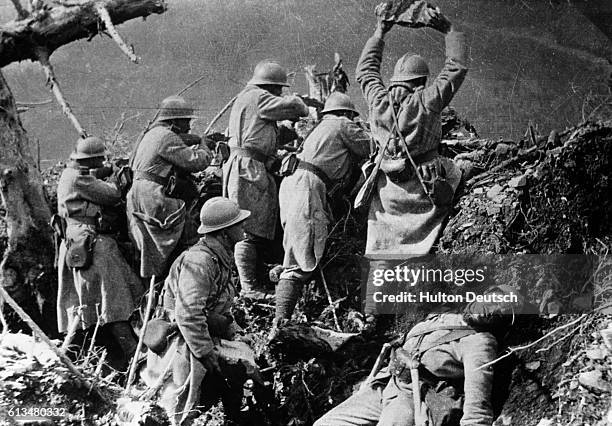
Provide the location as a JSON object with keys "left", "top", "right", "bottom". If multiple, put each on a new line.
{"left": 0, "top": 0, "right": 166, "bottom": 68}
{"left": 0, "top": 70, "right": 55, "bottom": 335}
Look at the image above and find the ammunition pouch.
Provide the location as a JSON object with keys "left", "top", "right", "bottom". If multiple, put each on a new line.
{"left": 164, "top": 171, "right": 199, "bottom": 203}
{"left": 65, "top": 232, "right": 96, "bottom": 270}
{"left": 116, "top": 165, "right": 133, "bottom": 196}
{"left": 279, "top": 153, "right": 299, "bottom": 177}
{"left": 143, "top": 318, "right": 178, "bottom": 355}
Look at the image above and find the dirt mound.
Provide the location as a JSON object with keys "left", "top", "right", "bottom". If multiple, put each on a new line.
{"left": 440, "top": 120, "right": 612, "bottom": 254}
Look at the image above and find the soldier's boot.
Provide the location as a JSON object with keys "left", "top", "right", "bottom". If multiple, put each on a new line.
{"left": 235, "top": 240, "right": 272, "bottom": 300}
{"left": 274, "top": 278, "right": 303, "bottom": 323}
{"left": 106, "top": 321, "right": 139, "bottom": 373}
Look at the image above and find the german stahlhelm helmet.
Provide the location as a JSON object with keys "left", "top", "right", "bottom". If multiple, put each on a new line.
{"left": 156, "top": 96, "right": 198, "bottom": 122}
{"left": 390, "top": 54, "right": 430, "bottom": 84}
{"left": 321, "top": 92, "right": 359, "bottom": 115}
{"left": 70, "top": 136, "right": 107, "bottom": 160}
{"left": 198, "top": 196, "right": 251, "bottom": 234}
{"left": 248, "top": 60, "right": 290, "bottom": 87}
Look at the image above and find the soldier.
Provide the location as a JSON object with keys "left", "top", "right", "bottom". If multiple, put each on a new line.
{"left": 275, "top": 92, "right": 372, "bottom": 324}
{"left": 56, "top": 136, "right": 144, "bottom": 370}
{"left": 223, "top": 60, "right": 309, "bottom": 299}
{"left": 355, "top": 3, "right": 468, "bottom": 315}
{"left": 140, "top": 197, "right": 251, "bottom": 425}
{"left": 127, "top": 96, "right": 212, "bottom": 281}
{"left": 314, "top": 286, "right": 524, "bottom": 426}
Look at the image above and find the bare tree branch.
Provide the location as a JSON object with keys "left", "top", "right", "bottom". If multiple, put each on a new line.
{"left": 94, "top": 4, "right": 140, "bottom": 63}
{"left": 9, "top": 0, "right": 29, "bottom": 19}
{"left": 35, "top": 47, "right": 87, "bottom": 138}
{"left": 0, "top": 0, "right": 166, "bottom": 68}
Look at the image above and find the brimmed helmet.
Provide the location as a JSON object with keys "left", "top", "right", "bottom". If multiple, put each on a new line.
{"left": 248, "top": 61, "right": 290, "bottom": 87}
{"left": 198, "top": 196, "right": 251, "bottom": 234}
{"left": 70, "top": 136, "right": 107, "bottom": 160}
{"left": 321, "top": 92, "right": 359, "bottom": 115}
{"left": 156, "top": 96, "right": 198, "bottom": 122}
{"left": 390, "top": 54, "right": 429, "bottom": 84}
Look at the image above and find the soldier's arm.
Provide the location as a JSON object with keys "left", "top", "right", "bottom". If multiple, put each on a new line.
{"left": 174, "top": 254, "right": 216, "bottom": 358}
{"left": 423, "top": 30, "right": 468, "bottom": 113}
{"left": 158, "top": 132, "right": 212, "bottom": 172}
{"left": 343, "top": 120, "right": 374, "bottom": 159}
{"left": 257, "top": 92, "right": 309, "bottom": 122}
{"left": 355, "top": 35, "right": 389, "bottom": 111}
{"left": 74, "top": 175, "right": 121, "bottom": 206}
{"left": 459, "top": 333, "right": 497, "bottom": 426}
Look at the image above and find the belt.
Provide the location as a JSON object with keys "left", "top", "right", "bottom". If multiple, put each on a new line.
{"left": 66, "top": 216, "right": 98, "bottom": 226}
{"left": 231, "top": 147, "right": 269, "bottom": 164}
{"left": 134, "top": 170, "right": 169, "bottom": 186}
{"left": 297, "top": 160, "right": 332, "bottom": 188}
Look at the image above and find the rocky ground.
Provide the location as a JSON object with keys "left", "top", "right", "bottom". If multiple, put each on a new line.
{"left": 0, "top": 115, "right": 611, "bottom": 425}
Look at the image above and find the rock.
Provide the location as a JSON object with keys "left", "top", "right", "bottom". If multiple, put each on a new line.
{"left": 486, "top": 184, "right": 504, "bottom": 201}
{"left": 525, "top": 361, "right": 541, "bottom": 371}
{"left": 536, "top": 419, "right": 554, "bottom": 426}
{"left": 569, "top": 380, "right": 579, "bottom": 390}
{"left": 578, "top": 370, "right": 610, "bottom": 393}
{"left": 601, "top": 326, "right": 612, "bottom": 352}
{"left": 508, "top": 175, "right": 527, "bottom": 188}
{"left": 585, "top": 346, "right": 607, "bottom": 361}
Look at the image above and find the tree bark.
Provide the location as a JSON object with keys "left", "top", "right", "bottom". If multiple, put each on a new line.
{"left": 0, "top": 70, "right": 56, "bottom": 335}
{"left": 0, "top": 0, "right": 166, "bottom": 68}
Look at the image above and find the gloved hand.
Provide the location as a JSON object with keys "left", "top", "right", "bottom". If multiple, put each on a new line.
{"left": 424, "top": 6, "right": 451, "bottom": 34}
{"left": 375, "top": 2, "right": 394, "bottom": 36}
{"left": 199, "top": 347, "right": 221, "bottom": 375}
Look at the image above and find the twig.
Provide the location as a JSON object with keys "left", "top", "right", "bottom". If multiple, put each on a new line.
{"left": 361, "top": 343, "right": 391, "bottom": 391}
{"left": 0, "top": 285, "right": 107, "bottom": 401}
{"left": 204, "top": 96, "right": 237, "bottom": 134}
{"left": 94, "top": 349, "right": 107, "bottom": 377}
{"left": 83, "top": 303, "right": 101, "bottom": 367}
{"left": 0, "top": 299, "right": 9, "bottom": 341}
{"left": 61, "top": 305, "right": 82, "bottom": 354}
{"left": 319, "top": 269, "right": 341, "bottom": 332}
{"left": 94, "top": 4, "right": 140, "bottom": 63}
{"left": 125, "top": 275, "right": 156, "bottom": 395}
{"left": 111, "top": 112, "right": 140, "bottom": 145}
{"left": 475, "top": 314, "right": 588, "bottom": 371}
{"left": 36, "top": 48, "right": 87, "bottom": 138}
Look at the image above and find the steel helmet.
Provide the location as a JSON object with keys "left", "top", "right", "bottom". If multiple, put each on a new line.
{"left": 156, "top": 96, "right": 198, "bottom": 122}
{"left": 390, "top": 54, "right": 430, "bottom": 83}
{"left": 70, "top": 136, "right": 107, "bottom": 160}
{"left": 198, "top": 196, "right": 251, "bottom": 234}
{"left": 248, "top": 60, "right": 290, "bottom": 87}
{"left": 321, "top": 92, "right": 359, "bottom": 115}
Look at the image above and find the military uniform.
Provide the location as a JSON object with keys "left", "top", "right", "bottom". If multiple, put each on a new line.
{"left": 356, "top": 31, "right": 468, "bottom": 257}
{"left": 57, "top": 164, "right": 143, "bottom": 333}
{"left": 140, "top": 234, "right": 238, "bottom": 425}
{"left": 127, "top": 123, "right": 212, "bottom": 278}
{"left": 314, "top": 313, "right": 497, "bottom": 426}
{"left": 279, "top": 114, "right": 371, "bottom": 282}
{"left": 223, "top": 85, "right": 309, "bottom": 240}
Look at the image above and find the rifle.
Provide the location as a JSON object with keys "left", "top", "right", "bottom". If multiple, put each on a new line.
{"left": 129, "top": 74, "right": 208, "bottom": 168}
{"left": 353, "top": 112, "right": 398, "bottom": 209}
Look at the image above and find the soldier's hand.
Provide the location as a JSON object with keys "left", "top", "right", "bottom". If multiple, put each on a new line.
{"left": 375, "top": 2, "right": 394, "bottom": 36}
{"left": 425, "top": 6, "right": 451, "bottom": 34}
{"left": 199, "top": 348, "right": 221, "bottom": 375}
